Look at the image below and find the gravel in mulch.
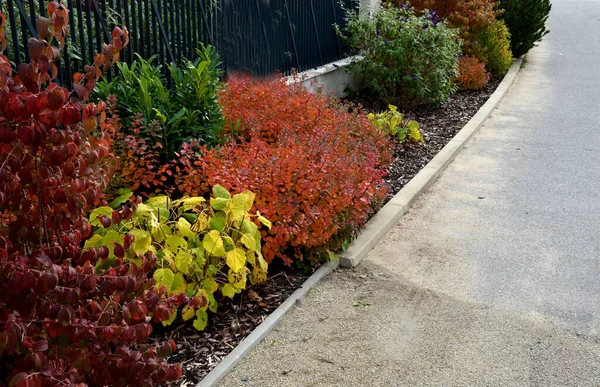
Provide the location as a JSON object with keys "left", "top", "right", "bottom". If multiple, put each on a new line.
{"left": 154, "top": 269, "right": 309, "bottom": 386}
{"left": 152, "top": 78, "right": 501, "bottom": 386}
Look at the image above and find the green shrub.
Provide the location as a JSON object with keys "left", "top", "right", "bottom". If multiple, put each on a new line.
{"left": 367, "top": 105, "right": 424, "bottom": 143}
{"left": 499, "top": 0, "right": 551, "bottom": 57}
{"left": 94, "top": 45, "right": 224, "bottom": 159}
{"left": 479, "top": 20, "right": 513, "bottom": 75}
{"left": 86, "top": 185, "right": 271, "bottom": 331}
{"left": 340, "top": 4, "right": 462, "bottom": 107}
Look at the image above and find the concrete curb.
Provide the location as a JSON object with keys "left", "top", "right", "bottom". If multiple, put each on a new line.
{"left": 197, "top": 260, "right": 340, "bottom": 387}
{"left": 340, "top": 57, "right": 523, "bottom": 267}
{"left": 196, "top": 57, "right": 522, "bottom": 386}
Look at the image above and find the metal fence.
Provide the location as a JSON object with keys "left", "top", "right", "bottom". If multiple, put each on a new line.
{"left": 1, "top": 0, "right": 357, "bottom": 88}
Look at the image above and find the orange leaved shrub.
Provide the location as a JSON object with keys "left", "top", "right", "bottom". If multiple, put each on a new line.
{"left": 456, "top": 57, "right": 491, "bottom": 90}
{"left": 175, "top": 76, "right": 392, "bottom": 264}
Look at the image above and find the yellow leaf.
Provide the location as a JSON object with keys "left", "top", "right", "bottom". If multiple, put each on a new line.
{"left": 256, "top": 211, "right": 272, "bottom": 230}
{"left": 151, "top": 224, "right": 171, "bottom": 244}
{"left": 212, "top": 185, "right": 231, "bottom": 199}
{"left": 84, "top": 234, "right": 103, "bottom": 248}
{"left": 221, "top": 284, "right": 239, "bottom": 298}
{"left": 222, "top": 234, "right": 235, "bottom": 252}
{"left": 252, "top": 266, "right": 268, "bottom": 284}
{"left": 129, "top": 229, "right": 152, "bottom": 254}
{"left": 146, "top": 196, "right": 169, "bottom": 207}
{"left": 257, "top": 252, "right": 268, "bottom": 272}
{"left": 191, "top": 212, "right": 210, "bottom": 234}
{"left": 228, "top": 193, "right": 249, "bottom": 224}
{"left": 166, "top": 235, "right": 188, "bottom": 254}
{"left": 181, "top": 306, "right": 195, "bottom": 321}
{"left": 240, "top": 191, "right": 256, "bottom": 211}
{"left": 388, "top": 104, "right": 398, "bottom": 111}
{"left": 226, "top": 248, "right": 246, "bottom": 272}
{"left": 191, "top": 247, "right": 205, "bottom": 267}
{"left": 172, "top": 196, "right": 206, "bottom": 211}
{"left": 193, "top": 309, "right": 208, "bottom": 330}
{"left": 171, "top": 273, "right": 187, "bottom": 294}
{"left": 201, "top": 278, "right": 219, "bottom": 293}
{"left": 202, "top": 230, "right": 225, "bottom": 257}
{"left": 246, "top": 251, "right": 256, "bottom": 266}
{"left": 154, "top": 268, "right": 175, "bottom": 292}
{"left": 174, "top": 252, "right": 194, "bottom": 274}
{"left": 176, "top": 217, "right": 196, "bottom": 239}
{"left": 228, "top": 268, "right": 248, "bottom": 289}
{"left": 241, "top": 233, "right": 257, "bottom": 251}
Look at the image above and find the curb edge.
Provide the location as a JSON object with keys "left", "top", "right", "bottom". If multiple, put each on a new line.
{"left": 339, "top": 57, "right": 523, "bottom": 267}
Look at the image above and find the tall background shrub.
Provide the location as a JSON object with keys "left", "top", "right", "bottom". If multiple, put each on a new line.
{"left": 479, "top": 20, "right": 513, "bottom": 75}
{"left": 342, "top": 4, "right": 462, "bottom": 107}
{"left": 499, "top": 0, "right": 552, "bottom": 57}
{"left": 390, "top": 0, "right": 500, "bottom": 60}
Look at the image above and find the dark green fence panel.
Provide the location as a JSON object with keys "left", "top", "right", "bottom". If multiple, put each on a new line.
{"left": 0, "top": 0, "right": 357, "bottom": 86}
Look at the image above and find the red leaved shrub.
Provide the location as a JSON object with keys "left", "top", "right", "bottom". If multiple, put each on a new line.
{"left": 456, "top": 57, "right": 491, "bottom": 90}
{"left": 0, "top": 5, "right": 184, "bottom": 386}
{"left": 176, "top": 76, "right": 392, "bottom": 265}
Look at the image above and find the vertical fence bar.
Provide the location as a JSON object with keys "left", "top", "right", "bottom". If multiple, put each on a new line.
{"left": 130, "top": 0, "right": 138, "bottom": 56}
{"left": 75, "top": 0, "right": 87, "bottom": 68}
{"left": 331, "top": 0, "right": 342, "bottom": 58}
{"left": 136, "top": 0, "right": 143, "bottom": 56}
{"left": 93, "top": 0, "right": 101, "bottom": 54}
{"left": 169, "top": 0, "right": 176, "bottom": 61}
{"left": 66, "top": 0, "right": 79, "bottom": 77}
{"left": 100, "top": 0, "right": 112, "bottom": 81}
{"left": 181, "top": 0, "right": 188, "bottom": 59}
{"left": 144, "top": 0, "right": 151, "bottom": 57}
{"left": 174, "top": 0, "right": 181, "bottom": 61}
{"left": 7, "top": 0, "right": 22, "bottom": 67}
{"left": 283, "top": 0, "right": 300, "bottom": 71}
{"left": 197, "top": 0, "right": 213, "bottom": 45}
{"left": 151, "top": 0, "right": 158, "bottom": 57}
{"left": 85, "top": 0, "right": 94, "bottom": 65}
{"left": 190, "top": 0, "right": 197, "bottom": 54}
{"left": 155, "top": 0, "right": 164, "bottom": 68}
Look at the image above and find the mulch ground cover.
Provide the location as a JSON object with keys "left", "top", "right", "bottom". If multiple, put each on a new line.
{"left": 156, "top": 76, "right": 502, "bottom": 386}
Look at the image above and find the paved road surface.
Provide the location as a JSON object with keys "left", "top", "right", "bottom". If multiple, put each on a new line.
{"left": 219, "top": 0, "right": 600, "bottom": 385}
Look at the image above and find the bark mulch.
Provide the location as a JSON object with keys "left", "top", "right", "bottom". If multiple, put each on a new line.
{"left": 154, "top": 77, "right": 502, "bottom": 386}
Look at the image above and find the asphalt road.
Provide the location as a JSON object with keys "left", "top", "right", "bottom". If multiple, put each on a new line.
{"left": 219, "top": 0, "right": 600, "bottom": 385}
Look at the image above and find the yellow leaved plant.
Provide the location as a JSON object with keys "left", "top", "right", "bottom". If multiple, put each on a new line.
{"left": 86, "top": 185, "right": 271, "bottom": 330}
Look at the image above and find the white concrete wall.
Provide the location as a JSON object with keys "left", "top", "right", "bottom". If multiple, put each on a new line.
{"left": 288, "top": 56, "right": 361, "bottom": 98}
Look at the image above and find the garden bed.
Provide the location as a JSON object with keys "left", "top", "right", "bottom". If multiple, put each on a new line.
{"left": 159, "top": 76, "right": 502, "bottom": 386}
